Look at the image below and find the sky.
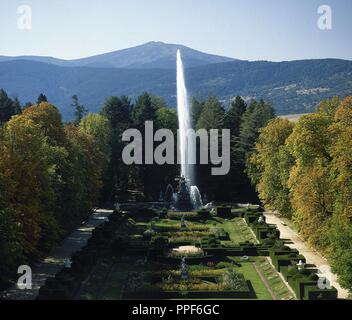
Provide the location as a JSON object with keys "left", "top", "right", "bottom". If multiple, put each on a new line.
{"left": 0, "top": 0, "right": 351, "bottom": 61}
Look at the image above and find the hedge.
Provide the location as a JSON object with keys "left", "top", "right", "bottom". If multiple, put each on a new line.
{"left": 303, "top": 285, "right": 338, "bottom": 300}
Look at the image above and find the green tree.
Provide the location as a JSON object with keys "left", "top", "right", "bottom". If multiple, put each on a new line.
{"left": 196, "top": 96, "right": 225, "bottom": 130}
{"left": 247, "top": 118, "right": 295, "bottom": 217}
{"left": 100, "top": 96, "right": 132, "bottom": 202}
{"left": 236, "top": 99, "right": 276, "bottom": 162}
{"left": 37, "top": 93, "right": 48, "bottom": 104}
{"left": 191, "top": 98, "right": 205, "bottom": 127}
{"left": 71, "top": 95, "right": 87, "bottom": 125}
{"left": 101, "top": 95, "right": 131, "bottom": 131}
{"left": 286, "top": 113, "right": 334, "bottom": 249}
{"left": 132, "top": 92, "right": 158, "bottom": 129}
{"left": 0, "top": 89, "right": 20, "bottom": 125}
{"left": 80, "top": 113, "right": 111, "bottom": 157}
{"left": 224, "top": 96, "right": 247, "bottom": 137}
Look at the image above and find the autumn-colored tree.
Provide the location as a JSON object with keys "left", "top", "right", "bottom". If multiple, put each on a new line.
{"left": 327, "top": 97, "right": 352, "bottom": 290}
{"left": 79, "top": 113, "right": 111, "bottom": 159}
{"left": 0, "top": 101, "right": 109, "bottom": 286}
{"left": 21, "top": 102, "right": 66, "bottom": 146}
{"left": 247, "top": 96, "right": 352, "bottom": 291}
{"left": 0, "top": 115, "right": 56, "bottom": 256}
{"left": 247, "top": 118, "right": 295, "bottom": 217}
{"left": 286, "top": 113, "right": 334, "bottom": 249}
{"left": 62, "top": 124, "right": 105, "bottom": 228}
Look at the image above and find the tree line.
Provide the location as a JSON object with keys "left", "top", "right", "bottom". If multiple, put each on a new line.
{"left": 0, "top": 94, "right": 109, "bottom": 288}
{"left": 247, "top": 96, "right": 352, "bottom": 291}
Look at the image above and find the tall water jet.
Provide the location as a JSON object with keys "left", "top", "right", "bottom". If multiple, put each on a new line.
{"left": 174, "top": 50, "right": 203, "bottom": 210}
{"left": 176, "top": 49, "right": 195, "bottom": 185}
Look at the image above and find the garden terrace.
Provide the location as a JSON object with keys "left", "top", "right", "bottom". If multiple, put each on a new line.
{"left": 36, "top": 204, "right": 338, "bottom": 300}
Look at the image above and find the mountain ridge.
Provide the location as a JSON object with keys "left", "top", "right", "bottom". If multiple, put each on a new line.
{"left": 0, "top": 41, "right": 236, "bottom": 69}
{"left": 1, "top": 56, "right": 351, "bottom": 120}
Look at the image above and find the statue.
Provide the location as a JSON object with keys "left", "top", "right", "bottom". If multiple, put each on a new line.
{"left": 297, "top": 260, "right": 306, "bottom": 271}
{"left": 180, "top": 257, "right": 188, "bottom": 281}
{"left": 180, "top": 215, "right": 187, "bottom": 230}
{"left": 258, "top": 216, "right": 265, "bottom": 224}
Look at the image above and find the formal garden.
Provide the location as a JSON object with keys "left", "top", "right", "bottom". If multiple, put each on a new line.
{"left": 36, "top": 203, "right": 338, "bottom": 300}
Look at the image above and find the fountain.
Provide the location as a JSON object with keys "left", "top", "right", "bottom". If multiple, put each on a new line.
{"left": 173, "top": 49, "right": 203, "bottom": 211}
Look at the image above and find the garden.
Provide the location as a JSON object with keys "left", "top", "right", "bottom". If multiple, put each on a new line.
{"left": 36, "top": 204, "right": 338, "bottom": 300}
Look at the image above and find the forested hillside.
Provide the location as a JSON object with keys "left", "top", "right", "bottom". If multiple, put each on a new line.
{"left": 0, "top": 58, "right": 351, "bottom": 120}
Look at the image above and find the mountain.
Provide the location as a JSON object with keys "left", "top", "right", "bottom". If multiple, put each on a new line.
{"left": 0, "top": 42, "right": 235, "bottom": 69}
{"left": 1, "top": 57, "right": 351, "bottom": 121}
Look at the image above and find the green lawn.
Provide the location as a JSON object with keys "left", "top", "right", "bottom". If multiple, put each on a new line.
{"left": 213, "top": 218, "right": 257, "bottom": 245}
{"left": 227, "top": 257, "right": 273, "bottom": 300}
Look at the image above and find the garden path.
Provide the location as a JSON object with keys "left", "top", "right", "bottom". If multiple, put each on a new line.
{"left": 1, "top": 209, "right": 113, "bottom": 300}
{"left": 264, "top": 211, "right": 349, "bottom": 299}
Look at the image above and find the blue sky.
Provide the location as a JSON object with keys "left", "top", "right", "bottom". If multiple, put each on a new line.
{"left": 0, "top": 0, "right": 351, "bottom": 61}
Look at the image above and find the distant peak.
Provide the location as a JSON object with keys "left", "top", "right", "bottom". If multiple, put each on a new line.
{"left": 144, "top": 41, "right": 166, "bottom": 46}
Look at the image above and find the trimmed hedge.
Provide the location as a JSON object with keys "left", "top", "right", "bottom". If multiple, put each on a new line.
{"left": 243, "top": 210, "right": 338, "bottom": 300}
{"left": 303, "top": 285, "right": 338, "bottom": 300}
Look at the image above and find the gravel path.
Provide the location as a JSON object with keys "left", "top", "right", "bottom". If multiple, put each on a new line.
{"left": 1, "top": 209, "right": 112, "bottom": 300}
{"left": 264, "top": 211, "right": 350, "bottom": 299}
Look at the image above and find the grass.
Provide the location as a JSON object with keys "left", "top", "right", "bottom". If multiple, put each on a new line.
{"left": 255, "top": 257, "right": 295, "bottom": 300}
{"left": 213, "top": 218, "right": 256, "bottom": 245}
{"left": 227, "top": 257, "right": 273, "bottom": 300}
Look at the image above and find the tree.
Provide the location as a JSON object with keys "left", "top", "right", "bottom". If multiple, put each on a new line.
{"left": 100, "top": 96, "right": 132, "bottom": 202}
{"left": 245, "top": 96, "right": 352, "bottom": 291}
{"left": 236, "top": 99, "right": 276, "bottom": 162}
{"left": 71, "top": 95, "right": 87, "bottom": 125}
{"left": 329, "top": 222, "right": 352, "bottom": 291}
{"left": 64, "top": 125, "right": 105, "bottom": 216}
{"left": 247, "top": 118, "right": 295, "bottom": 217}
{"left": 37, "top": 93, "right": 48, "bottom": 104}
{"left": 79, "top": 113, "right": 111, "bottom": 158}
{"left": 156, "top": 107, "right": 178, "bottom": 132}
{"left": 0, "top": 89, "right": 20, "bottom": 125}
{"left": 329, "top": 97, "right": 352, "bottom": 222}
{"left": 326, "top": 96, "right": 352, "bottom": 291}
{"left": 21, "top": 102, "right": 66, "bottom": 146}
{"left": 196, "top": 96, "right": 225, "bottom": 130}
{"left": 131, "top": 92, "right": 158, "bottom": 129}
{"left": 191, "top": 98, "right": 205, "bottom": 127}
{"left": 286, "top": 113, "right": 334, "bottom": 249}
{"left": 224, "top": 96, "right": 247, "bottom": 137}
{"left": 228, "top": 99, "right": 275, "bottom": 202}
{"left": 0, "top": 115, "right": 58, "bottom": 257}
{"left": 0, "top": 100, "right": 108, "bottom": 286}
{"left": 130, "top": 93, "right": 159, "bottom": 199}
{"left": 101, "top": 95, "right": 131, "bottom": 131}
